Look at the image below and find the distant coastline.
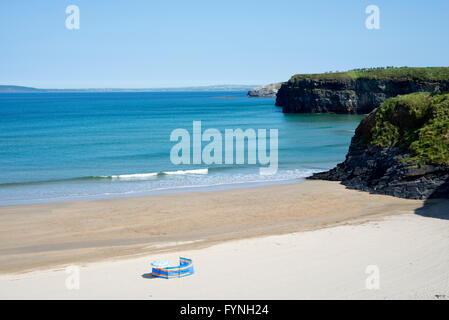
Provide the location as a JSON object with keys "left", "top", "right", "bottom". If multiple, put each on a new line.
{"left": 0, "top": 84, "right": 260, "bottom": 93}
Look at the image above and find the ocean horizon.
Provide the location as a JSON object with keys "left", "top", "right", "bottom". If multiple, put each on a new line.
{"left": 0, "top": 91, "right": 363, "bottom": 206}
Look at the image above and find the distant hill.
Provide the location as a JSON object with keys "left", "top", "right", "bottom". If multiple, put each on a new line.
{"left": 0, "top": 85, "right": 41, "bottom": 92}
{"left": 0, "top": 84, "right": 259, "bottom": 93}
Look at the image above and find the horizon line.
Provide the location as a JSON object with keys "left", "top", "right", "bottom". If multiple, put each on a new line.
{"left": 0, "top": 84, "right": 263, "bottom": 92}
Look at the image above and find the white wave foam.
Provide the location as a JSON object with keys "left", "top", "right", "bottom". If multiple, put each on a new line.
{"left": 163, "top": 168, "right": 208, "bottom": 175}
{"left": 109, "top": 172, "right": 158, "bottom": 180}
{"left": 108, "top": 168, "right": 208, "bottom": 181}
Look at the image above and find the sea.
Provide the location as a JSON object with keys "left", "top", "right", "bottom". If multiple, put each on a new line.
{"left": 0, "top": 91, "right": 364, "bottom": 206}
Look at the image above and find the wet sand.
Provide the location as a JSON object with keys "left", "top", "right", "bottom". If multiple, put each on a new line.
{"left": 0, "top": 180, "right": 426, "bottom": 274}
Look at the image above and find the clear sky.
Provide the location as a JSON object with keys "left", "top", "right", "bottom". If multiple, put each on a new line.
{"left": 1, "top": 0, "right": 448, "bottom": 88}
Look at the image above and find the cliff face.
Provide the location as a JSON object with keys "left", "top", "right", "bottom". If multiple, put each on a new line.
{"left": 309, "top": 92, "right": 449, "bottom": 199}
{"left": 311, "top": 140, "right": 449, "bottom": 199}
{"left": 276, "top": 78, "right": 449, "bottom": 114}
{"left": 275, "top": 67, "right": 449, "bottom": 114}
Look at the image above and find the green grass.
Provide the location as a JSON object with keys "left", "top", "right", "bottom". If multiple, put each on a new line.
{"left": 289, "top": 67, "right": 449, "bottom": 82}
{"left": 356, "top": 92, "right": 449, "bottom": 165}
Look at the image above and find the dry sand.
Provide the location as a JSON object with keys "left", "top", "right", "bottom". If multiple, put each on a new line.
{"left": 0, "top": 180, "right": 448, "bottom": 299}
{"left": 0, "top": 213, "right": 448, "bottom": 299}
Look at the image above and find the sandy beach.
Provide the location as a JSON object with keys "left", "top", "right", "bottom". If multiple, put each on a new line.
{"left": 0, "top": 180, "right": 448, "bottom": 299}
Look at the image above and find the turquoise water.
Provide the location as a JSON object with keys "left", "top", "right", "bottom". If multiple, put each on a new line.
{"left": 0, "top": 91, "right": 363, "bottom": 205}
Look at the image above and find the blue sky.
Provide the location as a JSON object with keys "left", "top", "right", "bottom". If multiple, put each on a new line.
{"left": 1, "top": 0, "right": 448, "bottom": 88}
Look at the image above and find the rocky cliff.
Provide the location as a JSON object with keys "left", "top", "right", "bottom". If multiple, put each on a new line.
{"left": 309, "top": 92, "right": 449, "bottom": 199}
{"left": 276, "top": 67, "right": 449, "bottom": 114}
{"left": 247, "top": 82, "right": 282, "bottom": 98}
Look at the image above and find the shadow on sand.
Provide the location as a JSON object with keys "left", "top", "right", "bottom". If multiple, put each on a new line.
{"left": 141, "top": 273, "right": 158, "bottom": 279}
{"left": 414, "top": 179, "right": 449, "bottom": 220}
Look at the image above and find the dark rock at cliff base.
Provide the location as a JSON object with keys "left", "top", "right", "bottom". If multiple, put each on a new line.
{"left": 309, "top": 142, "right": 449, "bottom": 199}
{"left": 276, "top": 67, "right": 449, "bottom": 114}
{"left": 309, "top": 92, "right": 449, "bottom": 199}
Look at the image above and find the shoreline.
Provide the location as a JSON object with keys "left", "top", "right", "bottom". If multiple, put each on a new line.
{"left": 0, "top": 180, "right": 432, "bottom": 275}
{"left": 0, "top": 174, "right": 309, "bottom": 207}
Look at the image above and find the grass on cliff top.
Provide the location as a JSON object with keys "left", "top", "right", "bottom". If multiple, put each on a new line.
{"left": 356, "top": 92, "right": 449, "bottom": 165}
{"left": 289, "top": 67, "right": 449, "bottom": 82}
